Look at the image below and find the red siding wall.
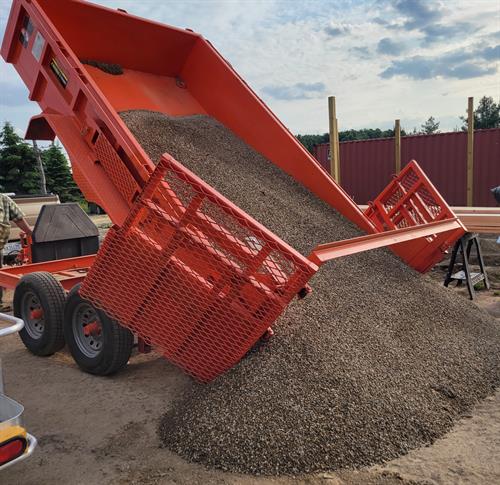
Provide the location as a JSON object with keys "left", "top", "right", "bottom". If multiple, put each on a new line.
{"left": 341, "top": 138, "right": 395, "bottom": 204}
{"left": 401, "top": 132, "right": 468, "bottom": 206}
{"left": 314, "top": 143, "right": 330, "bottom": 172}
{"left": 474, "top": 130, "right": 500, "bottom": 206}
{"left": 313, "top": 128, "right": 500, "bottom": 206}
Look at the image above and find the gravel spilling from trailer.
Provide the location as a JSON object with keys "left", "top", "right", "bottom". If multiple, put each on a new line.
{"left": 120, "top": 110, "right": 500, "bottom": 475}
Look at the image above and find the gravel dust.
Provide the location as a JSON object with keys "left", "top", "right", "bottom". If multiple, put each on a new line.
{"left": 120, "top": 110, "right": 500, "bottom": 475}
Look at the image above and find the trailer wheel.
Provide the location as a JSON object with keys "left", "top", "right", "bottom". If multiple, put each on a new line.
{"left": 64, "top": 284, "right": 133, "bottom": 376}
{"left": 14, "top": 272, "right": 66, "bottom": 356}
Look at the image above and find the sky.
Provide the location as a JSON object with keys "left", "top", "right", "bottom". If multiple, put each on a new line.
{"left": 0, "top": 0, "right": 499, "bottom": 137}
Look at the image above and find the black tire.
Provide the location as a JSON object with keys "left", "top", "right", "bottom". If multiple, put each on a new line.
{"left": 64, "top": 284, "right": 133, "bottom": 375}
{"left": 14, "top": 272, "right": 66, "bottom": 356}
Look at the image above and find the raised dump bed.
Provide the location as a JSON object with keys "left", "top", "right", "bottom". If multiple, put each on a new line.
{"left": 2, "top": 0, "right": 371, "bottom": 231}
{"left": 1, "top": 0, "right": 465, "bottom": 380}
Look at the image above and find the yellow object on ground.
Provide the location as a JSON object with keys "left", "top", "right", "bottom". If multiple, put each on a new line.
{"left": 0, "top": 424, "right": 27, "bottom": 445}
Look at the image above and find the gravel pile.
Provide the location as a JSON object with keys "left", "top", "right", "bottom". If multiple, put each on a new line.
{"left": 121, "top": 110, "right": 500, "bottom": 475}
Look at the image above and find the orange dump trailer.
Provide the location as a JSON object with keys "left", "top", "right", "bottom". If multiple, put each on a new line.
{"left": 1, "top": 0, "right": 465, "bottom": 381}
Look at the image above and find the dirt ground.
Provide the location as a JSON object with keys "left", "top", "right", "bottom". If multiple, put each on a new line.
{"left": 1, "top": 233, "right": 499, "bottom": 485}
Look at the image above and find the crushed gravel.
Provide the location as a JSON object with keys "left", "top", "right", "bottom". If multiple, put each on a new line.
{"left": 120, "top": 110, "right": 500, "bottom": 475}
{"left": 81, "top": 59, "right": 123, "bottom": 75}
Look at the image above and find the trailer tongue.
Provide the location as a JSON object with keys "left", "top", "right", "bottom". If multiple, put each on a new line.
{"left": 1, "top": 0, "right": 464, "bottom": 381}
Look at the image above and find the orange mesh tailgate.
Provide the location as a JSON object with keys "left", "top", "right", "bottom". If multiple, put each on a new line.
{"left": 80, "top": 154, "right": 317, "bottom": 381}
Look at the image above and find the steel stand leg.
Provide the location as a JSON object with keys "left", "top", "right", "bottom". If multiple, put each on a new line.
{"left": 474, "top": 237, "right": 490, "bottom": 290}
{"left": 444, "top": 240, "right": 459, "bottom": 287}
{"left": 461, "top": 239, "right": 474, "bottom": 300}
{"left": 444, "top": 233, "right": 489, "bottom": 300}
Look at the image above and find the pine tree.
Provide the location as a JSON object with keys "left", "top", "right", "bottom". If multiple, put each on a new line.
{"left": 420, "top": 116, "right": 440, "bottom": 134}
{"left": 42, "top": 143, "right": 82, "bottom": 202}
{"left": 461, "top": 96, "right": 500, "bottom": 130}
{"left": 0, "top": 122, "right": 42, "bottom": 194}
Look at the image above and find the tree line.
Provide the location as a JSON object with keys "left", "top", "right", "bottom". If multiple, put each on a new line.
{"left": 0, "top": 122, "right": 81, "bottom": 201}
{"left": 297, "top": 96, "right": 500, "bottom": 153}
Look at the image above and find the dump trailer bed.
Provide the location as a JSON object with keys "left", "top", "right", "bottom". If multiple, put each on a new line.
{"left": 1, "top": 0, "right": 464, "bottom": 381}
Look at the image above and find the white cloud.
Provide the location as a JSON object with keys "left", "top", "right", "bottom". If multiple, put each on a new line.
{"left": 0, "top": 0, "right": 499, "bottom": 137}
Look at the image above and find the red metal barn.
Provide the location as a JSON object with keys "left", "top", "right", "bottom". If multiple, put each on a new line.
{"left": 313, "top": 128, "right": 500, "bottom": 206}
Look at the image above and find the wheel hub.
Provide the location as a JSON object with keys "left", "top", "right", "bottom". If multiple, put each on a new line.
{"left": 22, "top": 291, "right": 44, "bottom": 339}
{"left": 30, "top": 308, "right": 43, "bottom": 319}
{"left": 72, "top": 303, "right": 103, "bottom": 358}
{"left": 83, "top": 321, "right": 102, "bottom": 337}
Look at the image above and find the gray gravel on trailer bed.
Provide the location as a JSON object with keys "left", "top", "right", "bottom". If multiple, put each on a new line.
{"left": 120, "top": 110, "right": 500, "bottom": 475}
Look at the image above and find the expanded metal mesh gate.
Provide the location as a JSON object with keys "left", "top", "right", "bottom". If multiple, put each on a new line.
{"left": 365, "top": 161, "right": 454, "bottom": 230}
{"left": 80, "top": 154, "right": 316, "bottom": 381}
{"left": 364, "top": 161, "right": 464, "bottom": 272}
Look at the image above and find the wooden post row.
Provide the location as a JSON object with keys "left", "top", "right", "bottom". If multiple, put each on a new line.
{"left": 467, "top": 97, "right": 474, "bottom": 207}
{"left": 328, "top": 96, "right": 340, "bottom": 183}
{"left": 394, "top": 119, "right": 401, "bottom": 174}
{"left": 335, "top": 116, "right": 340, "bottom": 182}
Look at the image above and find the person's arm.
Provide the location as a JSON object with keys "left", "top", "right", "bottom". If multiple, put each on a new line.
{"left": 7, "top": 197, "right": 32, "bottom": 236}
{"left": 14, "top": 218, "right": 32, "bottom": 237}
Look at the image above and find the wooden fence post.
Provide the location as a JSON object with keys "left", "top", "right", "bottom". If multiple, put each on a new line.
{"left": 467, "top": 96, "right": 474, "bottom": 207}
{"left": 336, "top": 117, "right": 341, "bottom": 184}
{"left": 328, "top": 96, "right": 340, "bottom": 183}
{"left": 394, "top": 119, "right": 401, "bottom": 174}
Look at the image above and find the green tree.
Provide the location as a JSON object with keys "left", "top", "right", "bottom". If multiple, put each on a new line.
{"left": 296, "top": 133, "right": 329, "bottom": 153}
{"left": 42, "top": 142, "right": 81, "bottom": 202}
{"left": 461, "top": 96, "right": 500, "bottom": 130}
{"left": 297, "top": 128, "right": 407, "bottom": 154}
{"left": 420, "top": 116, "right": 440, "bottom": 134}
{"left": 338, "top": 127, "right": 406, "bottom": 141}
{"left": 0, "top": 122, "right": 41, "bottom": 194}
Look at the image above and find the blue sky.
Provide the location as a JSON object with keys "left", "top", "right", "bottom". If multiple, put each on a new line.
{"left": 1, "top": 0, "right": 499, "bottom": 136}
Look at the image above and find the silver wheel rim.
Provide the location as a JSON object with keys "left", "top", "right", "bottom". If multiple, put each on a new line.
{"left": 21, "top": 291, "right": 44, "bottom": 339}
{"left": 72, "top": 302, "right": 103, "bottom": 358}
